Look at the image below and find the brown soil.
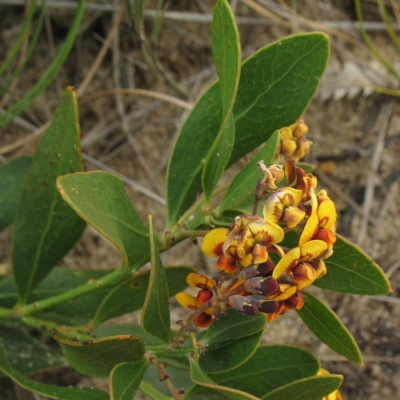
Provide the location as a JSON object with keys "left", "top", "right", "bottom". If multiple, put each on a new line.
{"left": 1, "top": 1, "right": 399, "bottom": 399}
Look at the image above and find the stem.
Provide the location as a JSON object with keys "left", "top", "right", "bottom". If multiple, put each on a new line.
{"left": 0, "top": 307, "right": 13, "bottom": 318}
{"left": 13, "top": 268, "right": 130, "bottom": 317}
{"left": 150, "top": 356, "right": 183, "bottom": 400}
{"left": 190, "top": 332, "right": 199, "bottom": 362}
{"left": 145, "top": 345, "right": 191, "bottom": 359}
{"left": 220, "top": 282, "right": 246, "bottom": 299}
{"left": 173, "top": 302, "right": 211, "bottom": 343}
{"left": 21, "top": 316, "right": 91, "bottom": 341}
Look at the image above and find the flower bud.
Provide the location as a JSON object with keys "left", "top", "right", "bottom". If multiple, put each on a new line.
{"left": 258, "top": 299, "right": 280, "bottom": 314}
{"left": 244, "top": 276, "right": 279, "bottom": 295}
{"left": 229, "top": 295, "right": 259, "bottom": 315}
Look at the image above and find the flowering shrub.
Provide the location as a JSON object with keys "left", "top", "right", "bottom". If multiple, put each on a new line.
{"left": 0, "top": 1, "right": 391, "bottom": 399}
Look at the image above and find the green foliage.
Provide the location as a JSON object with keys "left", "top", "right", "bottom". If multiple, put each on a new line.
{"left": 0, "top": 326, "right": 65, "bottom": 375}
{"left": 297, "top": 292, "right": 363, "bottom": 364}
{"left": 166, "top": 32, "right": 329, "bottom": 226}
{"left": 0, "top": 156, "right": 31, "bottom": 231}
{"left": 189, "top": 358, "right": 259, "bottom": 400}
{"left": 55, "top": 335, "right": 145, "bottom": 377}
{"left": 57, "top": 171, "right": 150, "bottom": 271}
{"left": 260, "top": 375, "right": 343, "bottom": 400}
{"left": 11, "top": 87, "right": 85, "bottom": 304}
{"left": 315, "top": 235, "right": 391, "bottom": 294}
{"left": 110, "top": 359, "right": 150, "bottom": 400}
{"left": 217, "top": 131, "right": 279, "bottom": 214}
{"left": 140, "top": 215, "right": 171, "bottom": 343}
{"left": 0, "top": 346, "right": 108, "bottom": 399}
{"left": 0, "top": 1, "right": 391, "bottom": 399}
{"left": 201, "top": 0, "right": 240, "bottom": 202}
{"left": 91, "top": 266, "right": 194, "bottom": 326}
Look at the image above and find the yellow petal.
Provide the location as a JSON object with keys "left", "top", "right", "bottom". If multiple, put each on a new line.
{"left": 272, "top": 247, "right": 301, "bottom": 279}
{"left": 263, "top": 197, "right": 283, "bottom": 225}
{"left": 281, "top": 139, "right": 297, "bottom": 157}
{"left": 202, "top": 228, "right": 228, "bottom": 256}
{"left": 278, "top": 187, "right": 304, "bottom": 207}
{"left": 186, "top": 273, "right": 215, "bottom": 289}
{"left": 300, "top": 240, "right": 328, "bottom": 261}
{"left": 299, "top": 212, "right": 319, "bottom": 246}
{"left": 273, "top": 285, "right": 297, "bottom": 301}
{"left": 279, "top": 127, "right": 293, "bottom": 141}
{"left": 249, "top": 220, "right": 284, "bottom": 245}
{"left": 318, "top": 199, "right": 337, "bottom": 230}
{"left": 238, "top": 253, "right": 253, "bottom": 267}
{"left": 252, "top": 243, "right": 269, "bottom": 264}
{"left": 176, "top": 292, "right": 199, "bottom": 309}
{"left": 282, "top": 206, "right": 306, "bottom": 229}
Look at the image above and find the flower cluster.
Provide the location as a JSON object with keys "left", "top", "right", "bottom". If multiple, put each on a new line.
{"left": 176, "top": 121, "right": 337, "bottom": 327}
{"left": 278, "top": 118, "right": 312, "bottom": 162}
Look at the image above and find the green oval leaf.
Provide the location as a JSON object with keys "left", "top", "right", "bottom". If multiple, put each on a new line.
{"left": 190, "top": 358, "right": 260, "bottom": 400}
{"left": 140, "top": 214, "right": 170, "bottom": 343}
{"left": 110, "top": 359, "right": 150, "bottom": 400}
{"left": 55, "top": 334, "right": 145, "bottom": 377}
{"left": 91, "top": 266, "right": 194, "bottom": 326}
{"left": 200, "top": 309, "right": 267, "bottom": 345}
{"left": 57, "top": 171, "right": 150, "bottom": 271}
{"left": 199, "top": 330, "right": 263, "bottom": 373}
{"left": 218, "top": 131, "right": 279, "bottom": 213}
{"left": 12, "top": 87, "right": 86, "bottom": 304}
{"left": 0, "top": 156, "right": 31, "bottom": 231}
{"left": 0, "top": 326, "right": 65, "bottom": 375}
{"left": 261, "top": 375, "right": 343, "bottom": 400}
{"left": 297, "top": 292, "right": 362, "bottom": 364}
{"left": 202, "top": 0, "right": 241, "bottom": 200}
{"left": 187, "top": 345, "right": 319, "bottom": 398}
{"left": 166, "top": 33, "right": 329, "bottom": 227}
{"left": 0, "top": 345, "right": 108, "bottom": 400}
{"left": 314, "top": 234, "right": 391, "bottom": 295}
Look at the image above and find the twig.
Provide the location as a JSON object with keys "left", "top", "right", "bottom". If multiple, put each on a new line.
{"left": 1, "top": 1, "right": 399, "bottom": 31}
{"left": 76, "top": 4, "right": 125, "bottom": 97}
{"left": 149, "top": 356, "right": 183, "bottom": 400}
{"left": 385, "top": 260, "right": 400, "bottom": 279}
{"left": 79, "top": 88, "right": 193, "bottom": 110}
{"left": 357, "top": 101, "right": 393, "bottom": 246}
{"left": 318, "top": 354, "right": 400, "bottom": 364}
{"left": 80, "top": 101, "right": 162, "bottom": 148}
{"left": 0, "top": 118, "right": 49, "bottom": 155}
{"left": 367, "top": 295, "right": 400, "bottom": 305}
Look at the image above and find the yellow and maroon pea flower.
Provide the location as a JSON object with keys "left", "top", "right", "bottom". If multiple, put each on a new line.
{"left": 263, "top": 187, "right": 305, "bottom": 229}
{"left": 318, "top": 369, "right": 343, "bottom": 400}
{"left": 223, "top": 215, "right": 284, "bottom": 266}
{"left": 272, "top": 240, "right": 328, "bottom": 289}
{"left": 186, "top": 272, "right": 215, "bottom": 290}
{"left": 175, "top": 273, "right": 216, "bottom": 327}
{"left": 202, "top": 228, "right": 238, "bottom": 273}
{"left": 266, "top": 285, "right": 304, "bottom": 321}
{"left": 299, "top": 192, "right": 337, "bottom": 248}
